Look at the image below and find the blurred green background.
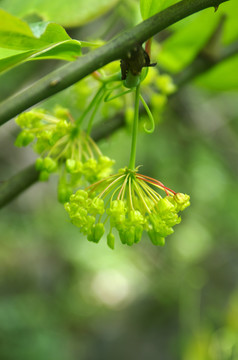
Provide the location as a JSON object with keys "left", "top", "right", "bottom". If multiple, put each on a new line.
{"left": 0, "top": 0, "right": 238, "bottom": 359}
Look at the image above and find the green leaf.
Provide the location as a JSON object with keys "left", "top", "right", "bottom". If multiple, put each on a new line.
{"left": 221, "top": 1, "right": 238, "bottom": 45}
{"left": 0, "top": 48, "right": 35, "bottom": 73}
{"left": 0, "top": 0, "right": 119, "bottom": 28}
{"left": 157, "top": 9, "right": 219, "bottom": 73}
{"left": 195, "top": 55, "right": 238, "bottom": 91}
{"left": 140, "top": 0, "right": 180, "bottom": 20}
{"left": 0, "top": 10, "right": 81, "bottom": 73}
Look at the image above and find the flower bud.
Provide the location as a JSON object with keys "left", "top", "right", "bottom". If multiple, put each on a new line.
{"left": 174, "top": 193, "right": 190, "bottom": 211}
{"left": 66, "top": 159, "right": 83, "bottom": 174}
{"left": 35, "top": 157, "right": 44, "bottom": 171}
{"left": 148, "top": 231, "right": 165, "bottom": 246}
{"left": 66, "top": 159, "right": 76, "bottom": 173}
{"left": 129, "top": 210, "right": 144, "bottom": 225}
{"left": 126, "top": 227, "right": 135, "bottom": 246}
{"left": 57, "top": 184, "right": 72, "bottom": 203}
{"left": 43, "top": 157, "right": 57, "bottom": 172}
{"left": 107, "top": 200, "right": 126, "bottom": 227}
{"left": 15, "top": 131, "right": 35, "bottom": 147}
{"left": 71, "top": 189, "right": 88, "bottom": 204}
{"left": 134, "top": 225, "right": 143, "bottom": 243}
{"left": 119, "top": 229, "right": 127, "bottom": 244}
{"left": 54, "top": 106, "right": 69, "bottom": 119}
{"left": 89, "top": 197, "right": 105, "bottom": 215}
{"left": 156, "top": 198, "right": 174, "bottom": 215}
{"left": 87, "top": 223, "right": 105, "bottom": 243}
{"left": 107, "top": 233, "right": 115, "bottom": 250}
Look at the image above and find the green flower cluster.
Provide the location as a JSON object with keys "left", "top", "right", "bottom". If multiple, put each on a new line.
{"left": 64, "top": 167, "right": 190, "bottom": 249}
{"left": 15, "top": 108, "right": 115, "bottom": 202}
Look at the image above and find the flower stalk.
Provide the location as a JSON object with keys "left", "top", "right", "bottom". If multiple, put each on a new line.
{"left": 129, "top": 84, "right": 141, "bottom": 170}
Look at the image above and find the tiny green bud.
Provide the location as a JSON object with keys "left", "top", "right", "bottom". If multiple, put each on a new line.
{"left": 54, "top": 106, "right": 69, "bottom": 119}
{"left": 66, "top": 159, "right": 83, "bottom": 174}
{"left": 87, "top": 223, "right": 105, "bottom": 243}
{"left": 35, "top": 157, "right": 44, "bottom": 171}
{"left": 43, "top": 157, "right": 57, "bottom": 172}
{"left": 89, "top": 197, "right": 105, "bottom": 216}
{"left": 94, "top": 223, "right": 105, "bottom": 242}
{"left": 148, "top": 231, "right": 165, "bottom": 246}
{"left": 15, "top": 131, "right": 35, "bottom": 147}
{"left": 107, "top": 200, "right": 126, "bottom": 227}
{"left": 57, "top": 184, "right": 72, "bottom": 203}
{"left": 134, "top": 225, "right": 143, "bottom": 243}
{"left": 126, "top": 227, "right": 135, "bottom": 246}
{"left": 71, "top": 189, "right": 88, "bottom": 204}
{"left": 119, "top": 229, "right": 127, "bottom": 244}
{"left": 107, "top": 232, "right": 115, "bottom": 250}
{"left": 174, "top": 193, "right": 190, "bottom": 211}
{"left": 156, "top": 198, "right": 174, "bottom": 214}
{"left": 129, "top": 210, "right": 144, "bottom": 226}
{"left": 66, "top": 159, "right": 76, "bottom": 173}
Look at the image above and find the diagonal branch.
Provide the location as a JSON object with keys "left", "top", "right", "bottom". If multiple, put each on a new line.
{"left": 0, "top": 32, "right": 237, "bottom": 210}
{"left": 0, "top": 0, "right": 228, "bottom": 126}
{"left": 0, "top": 164, "right": 39, "bottom": 209}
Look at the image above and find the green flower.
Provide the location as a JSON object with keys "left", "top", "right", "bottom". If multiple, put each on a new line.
{"left": 64, "top": 189, "right": 105, "bottom": 236}
{"left": 65, "top": 167, "right": 190, "bottom": 248}
{"left": 15, "top": 108, "right": 115, "bottom": 199}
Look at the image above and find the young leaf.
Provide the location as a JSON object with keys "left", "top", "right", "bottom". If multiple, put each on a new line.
{"left": 0, "top": 9, "right": 81, "bottom": 73}
{"left": 157, "top": 10, "right": 219, "bottom": 73}
{"left": 140, "top": 0, "right": 180, "bottom": 20}
{"left": 0, "top": 0, "right": 119, "bottom": 28}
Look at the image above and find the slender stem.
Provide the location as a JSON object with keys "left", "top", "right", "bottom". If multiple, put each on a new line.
{"left": 76, "top": 85, "right": 105, "bottom": 127}
{"left": 98, "top": 174, "right": 125, "bottom": 198}
{"left": 129, "top": 176, "right": 134, "bottom": 210}
{"left": 117, "top": 173, "right": 129, "bottom": 200}
{"left": 87, "top": 86, "right": 106, "bottom": 135}
{"left": 129, "top": 84, "right": 140, "bottom": 170}
{"left": 133, "top": 181, "right": 151, "bottom": 213}
{"left": 137, "top": 179, "right": 161, "bottom": 203}
{"left": 87, "top": 136, "right": 102, "bottom": 156}
{"left": 104, "top": 89, "right": 133, "bottom": 102}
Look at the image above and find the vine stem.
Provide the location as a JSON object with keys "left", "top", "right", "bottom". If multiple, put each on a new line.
{"left": 129, "top": 84, "right": 140, "bottom": 170}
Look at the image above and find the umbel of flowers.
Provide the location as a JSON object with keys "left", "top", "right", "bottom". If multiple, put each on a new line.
{"left": 65, "top": 167, "right": 190, "bottom": 249}
{"left": 64, "top": 44, "right": 190, "bottom": 249}
{"left": 15, "top": 108, "right": 114, "bottom": 202}
{"left": 14, "top": 41, "right": 190, "bottom": 248}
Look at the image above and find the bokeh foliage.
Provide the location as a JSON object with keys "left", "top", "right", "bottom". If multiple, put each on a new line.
{"left": 0, "top": 0, "right": 238, "bottom": 359}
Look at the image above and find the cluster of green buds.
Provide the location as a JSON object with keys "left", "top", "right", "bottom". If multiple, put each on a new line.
{"left": 14, "top": 40, "right": 190, "bottom": 250}
{"left": 15, "top": 108, "right": 115, "bottom": 202}
{"left": 64, "top": 167, "right": 190, "bottom": 249}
